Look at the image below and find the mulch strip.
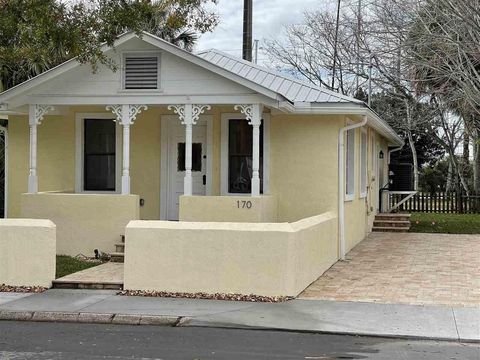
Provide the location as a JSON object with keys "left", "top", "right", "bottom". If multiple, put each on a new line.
{"left": 0, "top": 284, "right": 47, "bottom": 293}
{"left": 118, "top": 290, "right": 293, "bottom": 303}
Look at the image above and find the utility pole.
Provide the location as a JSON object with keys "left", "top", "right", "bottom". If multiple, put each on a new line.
{"left": 331, "top": 0, "right": 341, "bottom": 90}
{"left": 356, "top": 0, "right": 362, "bottom": 92}
{"left": 242, "top": 0, "right": 253, "bottom": 62}
{"left": 368, "top": 53, "right": 373, "bottom": 107}
{"left": 254, "top": 39, "right": 259, "bottom": 64}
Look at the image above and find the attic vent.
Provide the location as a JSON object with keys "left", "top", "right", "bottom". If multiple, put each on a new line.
{"left": 124, "top": 56, "right": 159, "bottom": 90}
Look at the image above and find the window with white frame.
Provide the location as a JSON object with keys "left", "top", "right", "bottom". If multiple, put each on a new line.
{"left": 360, "top": 129, "right": 368, "bottom": 198}
{"left": 220, "top": 114, "right": 270, "bottom": 195}
{"left": 345, "top": 128, "right": 355, "bottom": 199}
{"left": 83, "top": 119, "right": 116, "bottom": 191}
{"left": 75, "top": 114, "right": 121, "bottom": 194}
{"left": 228, "top": 119, "right": 264, "bottom": 194}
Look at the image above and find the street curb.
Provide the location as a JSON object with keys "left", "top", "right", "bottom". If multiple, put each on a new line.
{"left": 177, "top": 319, "right": 480, "bottom": 344}
{"left": 0, "top": 310, "right": 180, "bottom": 327}
{"left": 0, "top": 310, "right": 478, "bottom": 344}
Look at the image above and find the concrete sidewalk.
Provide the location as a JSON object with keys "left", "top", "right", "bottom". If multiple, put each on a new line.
{"left": 0, "top": 290, "right": 478, "bottom": 342}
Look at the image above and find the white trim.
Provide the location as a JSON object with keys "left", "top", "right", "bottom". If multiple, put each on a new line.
{"left": 160, "top": 117, "right": 168, "bottom": 220}
{"left": 206, "top": 119, "right": 213, "bottom": 196}
{"left": 75, "top": 113, "right": 122, "bottom": 194}
{"left": 344, "top": 119, "right": 356, "bottom": 202}
{"left": 120, "top": 50, "right": 162, "bottom": 93}
{"left": 360, "top": 127, "right": 368, "bottom": 199}
{"left": 338, "top": 115, "right": 367, "bottom": 261}
{"left": 159, "top": 114, "right": 213, "bottom": 220}
{"left": 220, "top": 112, "right": 270, "bottom": 196}
{"left": 0, "top": 125, "right": 7, "bottom": 218}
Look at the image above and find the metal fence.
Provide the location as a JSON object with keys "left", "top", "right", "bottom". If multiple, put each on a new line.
{"left": 389, "top": 191, "right": 480, "bottom": 214}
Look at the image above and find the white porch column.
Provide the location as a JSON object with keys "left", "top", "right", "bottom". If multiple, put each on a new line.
{"left": 106, "top": 104, "right": 147, "bottom": 195}
{"left": 28, "top": 104, "right": 54, "bottom": 193}
{"left": 234, "top": 104, "right": 263, "bottom": 196}
{"left": 168, "top": 104, "right": 211, "bottom": 196}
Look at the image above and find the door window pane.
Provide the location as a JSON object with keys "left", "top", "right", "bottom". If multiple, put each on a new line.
{"left": 177, "top": 143, "right": 202, "bottom": 172}
{"left": 228, "top": 120, "right": 263, "bottom": 193}
{"left": 84, "top": 119, "right": 116, "bottom": 191}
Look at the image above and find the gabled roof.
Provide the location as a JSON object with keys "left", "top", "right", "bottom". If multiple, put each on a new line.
{"left": 198, "top": 49, "right": 364, "bottom": 105}
{"left": 0, "top": 31, "right": 402, "bottom": 145}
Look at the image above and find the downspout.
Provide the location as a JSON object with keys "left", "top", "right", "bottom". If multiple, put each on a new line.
{"left": 388, "top": 146, "right": 402, "bottom": 164}
{"left": 338, "top": 115, "right": 367, "bottom": 260}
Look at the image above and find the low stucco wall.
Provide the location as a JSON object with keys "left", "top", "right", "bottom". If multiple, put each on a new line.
{"left": 179, "top": 195, "right": 278, "bottom": 222}
{"left": 21, "top": 192, "right": 139, "bottom": 256}
{"left": 124, "top": 211, "right": 337, "bottom": 296}
{"left": 0, "top": 219, "right": 56, "bottom": 287}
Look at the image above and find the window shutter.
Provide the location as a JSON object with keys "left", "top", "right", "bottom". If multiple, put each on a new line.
{"left": 124, "top": 56, "right": 158, "bottom": 90}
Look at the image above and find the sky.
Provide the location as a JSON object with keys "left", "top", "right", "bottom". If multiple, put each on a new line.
{"left": 195, "top": 0, "right": 322, "bottom": 60}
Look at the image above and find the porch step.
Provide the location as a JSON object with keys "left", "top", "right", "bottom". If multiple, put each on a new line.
{"left": 115, "top": 243, "right": 125, "bottom": 253}
{"left": 372, "top": 226, "right": 410, "bottom": 233}
{"left": 52, "top": 279, "right": 123, "bottom": 290}
{"left": 110, "top": 235, "right": 125, "bottom": 262}
{"left": 373, "top": 213, "right": 411, "bottom": 232}
{"left": 110, "top": 252, "right": 124, "bottom": 263}
{"left": 375, "top": 213, "right": 411, "bottom": 222}
{"left": 373, "top": 220, "right": 411, "bottom": 228}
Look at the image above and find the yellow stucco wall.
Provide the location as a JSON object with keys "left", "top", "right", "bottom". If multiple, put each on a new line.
{"left": 124, "top": 212, "right": 337, "bottom": 297}
{"left": 8, "top": 113, "right": 76, "bottom": 217}
{"left": 269, "top": 115, "right": 342, "bottom": 222}
{"left": 179, "top": 195, "right": 278, "bottom": 222}
{"left": 0, "top": 219, "right": 56, "bottom": 287}
{"left": 21, "top": 193, "right": 139, "bottom": 256}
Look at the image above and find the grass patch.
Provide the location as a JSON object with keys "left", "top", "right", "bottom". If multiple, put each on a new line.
{"left": 56, "top": 255, "right": 103, "bottom": 279}
{"left": 410, "top": 213, "right": 480, "bottom": 234}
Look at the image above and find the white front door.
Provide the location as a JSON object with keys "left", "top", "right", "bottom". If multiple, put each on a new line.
{"left": 166, "top": 120, "right": 207, "bottom": 220}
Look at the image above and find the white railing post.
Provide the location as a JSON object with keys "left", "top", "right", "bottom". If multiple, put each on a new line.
{"left": 168, "top": 104, "right": 211, "bottom": 196}
{"left": 106, "top": 104, "right": 147, "bottom": 195}
{"left": 234, "top": 104, "right": 263, "bottom": 196}
{"left": 28, "top": 104, "right": 54, "bottom": 193}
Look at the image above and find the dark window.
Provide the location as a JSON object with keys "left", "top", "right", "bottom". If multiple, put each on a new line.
{"left": 228, "top": 119, "right": 263, "bottom": 194}
{"left": 84, "top": 119, "right": 116, "bottom": 191}
{"left": 177, "top": 143, "right": 202, "bottom": 172}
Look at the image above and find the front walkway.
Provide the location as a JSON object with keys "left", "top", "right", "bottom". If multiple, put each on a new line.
{"left": 299, "top": 232, "right": 480, "bottom": 307}
{"left": 53, "top": 262, "right": 123, "bottom": 290}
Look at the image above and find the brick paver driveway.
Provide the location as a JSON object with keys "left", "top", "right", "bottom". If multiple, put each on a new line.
{"left": 299, "top": 232, "right": 480, "bottom": 307}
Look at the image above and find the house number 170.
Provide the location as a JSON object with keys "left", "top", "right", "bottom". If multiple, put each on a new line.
{"left": 237, "top": 200, "right": 252, "bottom": 209}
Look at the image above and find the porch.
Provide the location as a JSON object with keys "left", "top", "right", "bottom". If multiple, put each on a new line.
{"left": 18, "top": 103, "right": 279, "bottom": 256}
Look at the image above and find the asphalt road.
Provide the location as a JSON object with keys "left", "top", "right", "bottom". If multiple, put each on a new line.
{"left": 0, "top": 321, "right": 478, "bottom": 360}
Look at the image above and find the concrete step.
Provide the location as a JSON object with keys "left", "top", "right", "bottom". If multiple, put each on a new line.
{"left": 372, "top": 226, "right": 410, "bottom": 232}
{"left": 110, "top": 252, "right": 124, "bottom": 263}
{"left": 115, "top": 243, "right": 125, "bottom": 253}
{"left": 52, "top": 279, "right": 123, "bottom": 290}
{"left": 373, "top": 220, "right": 411, "bottom": 228}
{"left": 375, "top": 213, "right": 411, "bottom": 221}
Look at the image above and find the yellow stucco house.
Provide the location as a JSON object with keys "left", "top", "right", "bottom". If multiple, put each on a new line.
{"left": 0, "top": 32, "right": 403, "bottom": 295}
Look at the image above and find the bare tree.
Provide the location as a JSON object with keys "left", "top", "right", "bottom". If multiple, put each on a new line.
{"left": 407, "top": 0, "right": 480, "bottom": 193}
